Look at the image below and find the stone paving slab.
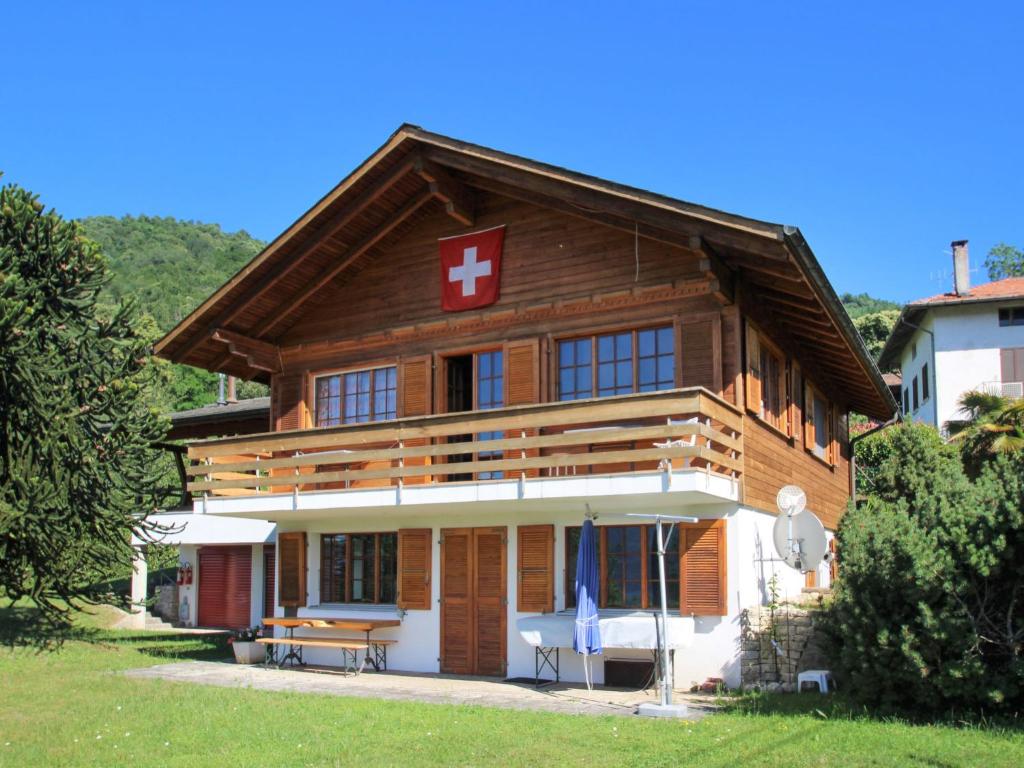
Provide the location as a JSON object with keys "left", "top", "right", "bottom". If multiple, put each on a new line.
{"left": 125, "top": 661, "right": 715, "bottom": 719}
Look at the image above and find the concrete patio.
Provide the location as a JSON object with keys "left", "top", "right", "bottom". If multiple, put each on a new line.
{"left": 125, "top": 660, "right": 717, "bottom": 719}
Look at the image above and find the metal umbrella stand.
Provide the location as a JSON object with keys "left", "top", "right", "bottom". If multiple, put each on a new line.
{"left": 628, "top": 512, "right": 696, "bottom": 719}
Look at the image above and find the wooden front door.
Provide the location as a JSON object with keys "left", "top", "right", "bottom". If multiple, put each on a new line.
{"left": 440, "top": 526, "right": 507, "bottom": 676}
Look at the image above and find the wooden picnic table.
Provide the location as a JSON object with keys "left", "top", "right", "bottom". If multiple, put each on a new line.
{"left": 261, "top": 617, "right": 400, "bottom": 670}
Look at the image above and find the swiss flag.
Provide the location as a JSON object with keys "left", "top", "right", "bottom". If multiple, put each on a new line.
{"left": 439, "top": 225, "right": 505, "bottom": 312}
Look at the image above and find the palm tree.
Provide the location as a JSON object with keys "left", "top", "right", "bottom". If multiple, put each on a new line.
{"left": 945, "top": 390, "right": 1024, "bottom": 468}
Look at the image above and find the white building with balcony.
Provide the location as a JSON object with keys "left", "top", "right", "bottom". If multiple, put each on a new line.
{"left": 879, "top": 241, "right": 1024, "bottom": 432}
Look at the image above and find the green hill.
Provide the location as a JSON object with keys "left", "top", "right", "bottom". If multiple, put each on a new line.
{"left": 840, "top": 291, "right": 900, "bottom": 319}
{"left": 79, "top": 215, "right": 267, "bottom": 411}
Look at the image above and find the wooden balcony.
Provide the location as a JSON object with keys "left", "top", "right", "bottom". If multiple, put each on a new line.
{"left": 186, "top": 388, "right": 744, "bottom": 499}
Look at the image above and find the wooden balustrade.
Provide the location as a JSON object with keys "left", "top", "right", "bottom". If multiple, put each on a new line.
{"left": 186, "top": 388, "right": 744, "bottom": 497}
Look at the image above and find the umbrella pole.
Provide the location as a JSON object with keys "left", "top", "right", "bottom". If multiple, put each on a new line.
{"left": 655, "top": 517, "right": 672, "bottom": 707}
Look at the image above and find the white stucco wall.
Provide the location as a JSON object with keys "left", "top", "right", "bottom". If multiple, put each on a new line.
{"left": 270, "top": 502, "right": 821, "bottom": 689}
{"left": 898, "top": 302, "right": 1024, "bottom": 431}
{"left": 898, "top": 316, "right": 937, "bottom": 427}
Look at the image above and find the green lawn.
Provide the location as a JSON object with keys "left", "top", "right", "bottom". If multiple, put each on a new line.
{"left": 0, "top": 604, "right": 1022, "bottom": 767}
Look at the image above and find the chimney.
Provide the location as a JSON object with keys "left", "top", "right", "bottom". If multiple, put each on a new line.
{"left": 952, "top": 239, "right": 970, "bottom": 295}
{"left": 226, "top": 375, "right": 238, "bottom": 404}
{"left": 216, "top": 372, "right": 226, "bottom": 405}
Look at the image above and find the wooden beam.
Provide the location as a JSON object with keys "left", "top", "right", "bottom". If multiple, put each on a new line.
{"left": 254, "top": 190, "right": 435, "bottom": 338}
{"left": 415, "top": 158, "right": 475, "bottom": 226}
{"left": 726, "top": 251, "right": 806, "bottom": 280}
{"left": 189, "top": 155, "right": 421, "bottom": 366}
{"left": 210, "top": 329, "right": 282, "bottom": 372}
{"left": 690, "top": 236, "right": 734, "bottom": 305}
{"left": 757, "top": 288, "right": 830, "bottom": 315}
{"left": 742, "top": 273, "right": 815, "bottom": 300}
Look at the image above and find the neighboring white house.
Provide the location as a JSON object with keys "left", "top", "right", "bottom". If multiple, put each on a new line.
{"left": 879, "top": 241, "right": 1024, "bottom": 432}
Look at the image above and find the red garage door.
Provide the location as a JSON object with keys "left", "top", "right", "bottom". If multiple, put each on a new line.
{"left": 197, "top": 546, "right": 252, "bottom": 629}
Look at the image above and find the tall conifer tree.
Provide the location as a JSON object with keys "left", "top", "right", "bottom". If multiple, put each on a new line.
{"left": 0, "top": 181, "right": 171, "bottom": 633}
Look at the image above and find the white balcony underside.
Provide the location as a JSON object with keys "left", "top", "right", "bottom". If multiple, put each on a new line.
{"left": 194, "top": 468, "right": 740, "bottom": 522}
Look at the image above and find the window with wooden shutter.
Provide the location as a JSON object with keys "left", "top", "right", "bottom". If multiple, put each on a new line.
{"left": 679, "top": 520, "right": 727, "bottom": 616}
{"left": 504, "top": 338, "right": 540, "bottom": 477}
{"left": 679, "top": 315, "right": 721, "bottom": 393}
{"left": 744, "top": 321, "right": 761, "bottom": 415}
{"left": 272, "top": 373, "right": 305, "bottom": 431}
{"left": 517, "top": 524, "right": 554, "bottom": 612}
{"left": 277, "top": 531, "right": 306, "bottom": 608}
{"left": 399, "top": 356, "right": 433, "bottom": 484}
{"left": 396, "top": 528, "right": 432, "bottom": 610}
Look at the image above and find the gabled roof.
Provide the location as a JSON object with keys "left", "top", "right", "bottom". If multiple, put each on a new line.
{"left": 878, "top": 277, "right": 1024, "bottom": 370}
{"left": 908, "top": 277, "right": 1024, "bottom": 308}
{"left": 154, "top": 124, "right": 896, "bottom": 419}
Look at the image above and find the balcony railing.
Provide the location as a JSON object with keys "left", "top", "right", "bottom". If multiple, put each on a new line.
{"left": 979, "top": 381, "right": 1024, "bottom": 400}
{"left": 185, "top": 388, "right": 744, "bottom": 498}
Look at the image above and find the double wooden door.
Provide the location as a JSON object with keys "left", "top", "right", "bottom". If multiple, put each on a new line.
{"left": 440, "top": 527, "right": 507, "bottom": 676}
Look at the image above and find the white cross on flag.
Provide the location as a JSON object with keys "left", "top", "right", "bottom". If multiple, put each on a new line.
{"left": 438, "top": 225, "right": 505, "bottom": 312}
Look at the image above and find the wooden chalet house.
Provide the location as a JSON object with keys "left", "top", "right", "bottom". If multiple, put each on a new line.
{"left": 155, "top": 125, "right": 895, "bottom": 688}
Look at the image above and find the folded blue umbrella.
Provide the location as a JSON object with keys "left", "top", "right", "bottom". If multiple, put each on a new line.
{"left": 573, "top": 518, "right": 602, "bottom": 658}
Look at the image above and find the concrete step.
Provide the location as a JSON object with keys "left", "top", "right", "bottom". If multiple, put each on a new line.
{"left": 145, "top": 611, "right": 175, "bottom": 630}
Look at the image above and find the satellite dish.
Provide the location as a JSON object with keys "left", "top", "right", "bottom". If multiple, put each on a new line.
{"left": 773, "top": 509, "right": 827, "bottom": 573}
{"left": 776, "top": 485, "right": 807, "bottom": 516}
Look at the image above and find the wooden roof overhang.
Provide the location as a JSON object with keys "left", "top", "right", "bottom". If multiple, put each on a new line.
{"left": 154, "top": 124, "right": 897, "bottom": 420}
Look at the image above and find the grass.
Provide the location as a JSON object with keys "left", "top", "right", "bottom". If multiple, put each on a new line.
{"left": 1, "top": 603, "right": 1023, "bottom": 766}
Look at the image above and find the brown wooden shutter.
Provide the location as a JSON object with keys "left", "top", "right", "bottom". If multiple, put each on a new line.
{"left": 829, "top": 406, "right": 840, "bottom": 466}
{"left": 504, "top": 338, "right": 540, "bottom": 476}
{"left": 791, "top": 363, "right": 803, "bottom": 446}
{"left": 399, "top": 356, "right": 433, "bottom": 484}
{"left": 277, "top": 532, "right": 306, "bottom": 608}
{"left": 517, "top": 524, "right": 554, "bottom": 612}
{"left": 1001, "top": 347, "right": 1024, "bottom": 382}
{"left": 272, "top": 373, "right": 305, "bottom": 431}
{"left": 440, "top": 528, "right": 472, "bottom": 673}
{"left": 803, "top": 379, "right": 815, "bottom": 450}
{"left": 679, "top": 315, "right": 721, "bottom": 392}
{"left": 744, "top": 321, "right": 761, "bottom": 415}
{"left": 474, "top": 527, "right": 507, "bottom": 676}
{"left": 400, "top": 356, "right": 433, "bottom": 417}
{"left": 397, "top": 528, "right": 432, "bottom": 610}
{"left": 679, "top": 520, "right": 727, "bottom": 616}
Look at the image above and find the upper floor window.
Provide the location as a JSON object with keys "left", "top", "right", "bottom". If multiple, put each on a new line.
{"left": 315, "top": 366, "right": 397, "bottom": 427}
{"left": 320, "top": 532, "right": 397, "bottom": 604}
{"left": 759, "top": 343, "right": 787, "bottom": 432}
{"left": 912, "top": 376, "right": 919, "bottom": 411}
{"left": 558, "top": 326, "right": 674, "bottom": 401}
{"left": 921, "top": 363, "right": 930, "bottom": 401}
{"left": 903, "top": 387, "right": 910, "bottom": 415}
{"left": 999, "top": 307, "right": 1024, "bottom": 327}
{"left": 911, "top": 341, "right": 918, "bottom": 359}
{"left": 804, "top": 380, "right": 833, "bottom": 463}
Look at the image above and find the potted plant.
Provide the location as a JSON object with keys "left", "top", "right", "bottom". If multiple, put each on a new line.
{"left": 228, "top": 627, "right": 265, "bottom": 664}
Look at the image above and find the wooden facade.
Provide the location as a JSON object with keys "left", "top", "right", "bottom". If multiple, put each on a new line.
{"left": 161, "top": 125, "right": 895, "bottom": 527}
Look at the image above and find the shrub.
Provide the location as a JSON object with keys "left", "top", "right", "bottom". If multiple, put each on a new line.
{"left": 825, "top": 424, "right": 1024, "bottom": 715}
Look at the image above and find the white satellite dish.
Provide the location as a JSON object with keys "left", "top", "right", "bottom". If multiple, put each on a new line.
{"left": 773, "top": 509, "right": 827, "bottom": 573}
{"left": 776, "top": 485, "right": 807, "bottom": 516}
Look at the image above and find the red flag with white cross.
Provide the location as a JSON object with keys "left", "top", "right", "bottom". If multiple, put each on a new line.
{"left": 439, "top": 225, "right": 505, "bottom": 312}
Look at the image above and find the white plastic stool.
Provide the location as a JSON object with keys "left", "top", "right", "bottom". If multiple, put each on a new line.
{"left": 797, "top": 670, "right": 833, "bottom": 693}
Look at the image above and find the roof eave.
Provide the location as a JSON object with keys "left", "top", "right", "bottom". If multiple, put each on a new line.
{"left": 781, "top": 227, "right": 898, "bottom": 420}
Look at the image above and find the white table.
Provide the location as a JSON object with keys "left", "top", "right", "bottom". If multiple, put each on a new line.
{"left": 516, "top": 612, "right": 695, "bottom": 685}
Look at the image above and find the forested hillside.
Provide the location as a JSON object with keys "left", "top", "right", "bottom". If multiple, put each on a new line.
{"left": 79, "top": 216, "right": 267, "bottom": 411}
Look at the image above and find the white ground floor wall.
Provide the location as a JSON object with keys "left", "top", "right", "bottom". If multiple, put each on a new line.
{"left": 238, "top": 501, "right": 830, "bottom": 690}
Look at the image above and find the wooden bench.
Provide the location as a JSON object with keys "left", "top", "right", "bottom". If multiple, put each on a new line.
{"left": 257, "top": 636, "right": 369, "bottom": 675}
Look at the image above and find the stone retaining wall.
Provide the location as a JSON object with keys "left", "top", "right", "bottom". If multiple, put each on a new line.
{"left": 740, "top": 594, "right": 829, "bottom": 692}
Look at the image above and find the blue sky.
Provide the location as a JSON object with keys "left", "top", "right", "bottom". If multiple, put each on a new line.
{"left": 2, "top": 2, "right": 1021, "bottom": 303}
